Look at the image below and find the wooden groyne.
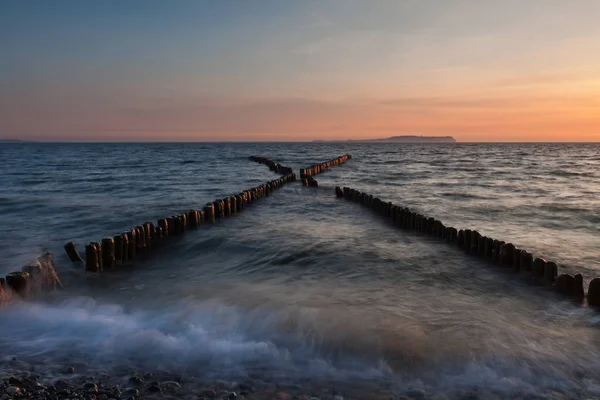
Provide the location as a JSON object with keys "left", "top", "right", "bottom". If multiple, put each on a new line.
{"left": 300, "top": 154, "right": 351, "bottom": 187}
{"left": 63, "top": 173, "right": 297, "bottom": 274}
{"left": 249, "top": 156, "right": 294, "bottom": 176}
{"left": 337, "top": 186, "right": 596, "bottom": 305}
{"left": 1, "top": 253, "right": 62, "bottom": 299}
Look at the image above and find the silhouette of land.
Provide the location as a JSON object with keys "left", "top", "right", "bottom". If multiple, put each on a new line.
{"left": 313, "top": 135, "right": 456, "bottom": 143}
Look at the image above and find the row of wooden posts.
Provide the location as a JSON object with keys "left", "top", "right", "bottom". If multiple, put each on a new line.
{"left": 63, "top": 172, "right": 297, "bottom": 273}
{"left": 300, "top": 154, "right": 351, "bottom": 178}
{"left": 300, "top": 154, "right": 352, "bottom": 187}
{"left": 337, "top": 186, "right": 600, "bottom": 306}
{"left": 0, "top": 253, "right": 62, "bottom": 297}
{"left": 248, "top": 156, "right": 294, "bottom": 175}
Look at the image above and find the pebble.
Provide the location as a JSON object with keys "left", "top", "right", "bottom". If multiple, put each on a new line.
{"left": 200, "top": 389, "right": 217, "bottom": 398}
{"left": 124, "top": 388, "right": 140, "bottom": 397}
{"left": 406, "top": 388, "right": 427, "bottom": 399}
{"left": 162, "top": 381, "right": 182, "bottom": 391}
{"left": 6, "top": 386, "right": 20, "bottom": 395}
{"left": 65, "top": 366, "right": 76, "bottom": 374}
{"left": 8, "top": 377, "right": 22, "bottom": 386}
{"left": 129, "top": 376, "right": 145, "bottom": 385}
{"left": 146, "top": 385, "right": 162, "bottom": 393}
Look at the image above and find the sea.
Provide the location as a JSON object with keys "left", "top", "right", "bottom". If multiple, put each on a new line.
{"left": 0, "top": 142, "right": 599, "bottom": 399}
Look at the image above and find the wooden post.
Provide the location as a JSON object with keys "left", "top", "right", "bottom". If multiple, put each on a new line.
{"left": 588, "top": 278, "right": 600, "bottom": 307}
{"left": 532, "top": 258, "right": 546, "bottom": 278}
{"left": 544, "top": 261, "right": 558, "bottom": 284}
{"left": 5, "top": 272, "right": 30, "bottom": 296}
{"left": 101, "top": 238, "right": 115, "bottom": 269}
{"left": 64, "top": 242, "right": 84, "bottom": 263}
{"left": 121, "top": 233, "right": 129, "bottom": 262}
{"left": 230, "top": 196, "right": 237, "bottom": 215}
{"left": 114, "top": 235, "right": 124, "bottom": 263}
{"left": 85, "top": 242, "right": 100, "bottom": 272}
{"left": 158, "top": 218, "right": 169, "bottom": 237}
{"left": 520, "top": 250, "right": 533, "bottom": 271}
{"left": 204, "top": 203, "right": 215, "bottom": 223}
{"left": 127, "top": 230, "right": 137, "bottom": 259}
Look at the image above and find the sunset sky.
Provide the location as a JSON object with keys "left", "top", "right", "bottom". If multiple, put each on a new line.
{"left": 1, "top": 1, "right": 599, "bottom": 142}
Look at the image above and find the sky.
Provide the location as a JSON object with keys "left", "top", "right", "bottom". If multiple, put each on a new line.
{"left": 1, "top": 0, "right": 599, "bottom": 142}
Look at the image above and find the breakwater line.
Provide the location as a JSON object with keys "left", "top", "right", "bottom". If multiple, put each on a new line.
{"left": 248, "top": 155, "right": 294, "bottom": 176}
{"left": 337, "top": 186, "right": 599, "bottom": 305}
{"left": 300, "top": 154, "right": 351, "bottom": 187}
{"left": 61, "top": 172, "right": 297, "bottom": 275}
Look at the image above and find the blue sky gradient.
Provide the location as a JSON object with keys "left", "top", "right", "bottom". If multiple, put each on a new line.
{"left": 2, "top": 1, "right": 600, "bottom": 141}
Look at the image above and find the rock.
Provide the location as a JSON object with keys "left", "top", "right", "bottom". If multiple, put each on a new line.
{"left": 406, "top": 388, "right": 426, "bottom": 399}
{"left": 8, "top": 376, "right": 23, "bottom": 386}
{"left": 85, "top": 382, "right": 98, "bottom": 393}
{"left": 54, "top": 380, "right": 70, "bottom": 391}
{"left": 124, "top": 388, "right": 140, "bottom": 397}
{"left": 64, "top": 366, "right": 76, "bottom": 374}
{"left": 161, "top": 381, "right": 181, "bottom": 390}
{"left": 146, "top": 385, "right": 162, "bottom": 393}
{"left": 228, "top": 392, "right": 237, "bottom": 399}
{"left": 6, "top": 386, "right": 21, "bottom": 395}
{"left": 129, "top": 376, "right": 144, "bottom": 385}
{"left": 199, "top": 389, "right": 217, "bottom": 398}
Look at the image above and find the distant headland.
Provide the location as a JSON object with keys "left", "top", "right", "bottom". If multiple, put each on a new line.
{"left": 313, "top": 135, "right": 456, "bottom": 143}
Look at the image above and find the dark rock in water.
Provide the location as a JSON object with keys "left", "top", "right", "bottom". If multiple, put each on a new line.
{"left": 64, "top": 366, "right": 75, "bottom": 374}
{"left": 588, "top": 278, "right": 600, "bottom": 307}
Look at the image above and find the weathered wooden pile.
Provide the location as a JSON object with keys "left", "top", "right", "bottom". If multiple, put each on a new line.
{"left": 0, "top": 253, "right": 62, "bottom": 298}
{"left": 300, "top": 154, "right": 352, "bottom": 187}
{"left": 64, "top": 172, "right": 296, "bottom": 273}
{"left": 337, "top": 186, "right": 600, "bottom": 306}
{"left": 249, "top": 156, "right": 294, "bottom": 175}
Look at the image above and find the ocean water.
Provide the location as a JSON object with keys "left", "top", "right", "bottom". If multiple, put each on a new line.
{"left": 1, "top": 142, "right": 599, "bottom": 398}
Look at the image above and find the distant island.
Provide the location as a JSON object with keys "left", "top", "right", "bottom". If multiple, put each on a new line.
{"left": 313, "top": 135, "right": 456, "bottom": 143}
